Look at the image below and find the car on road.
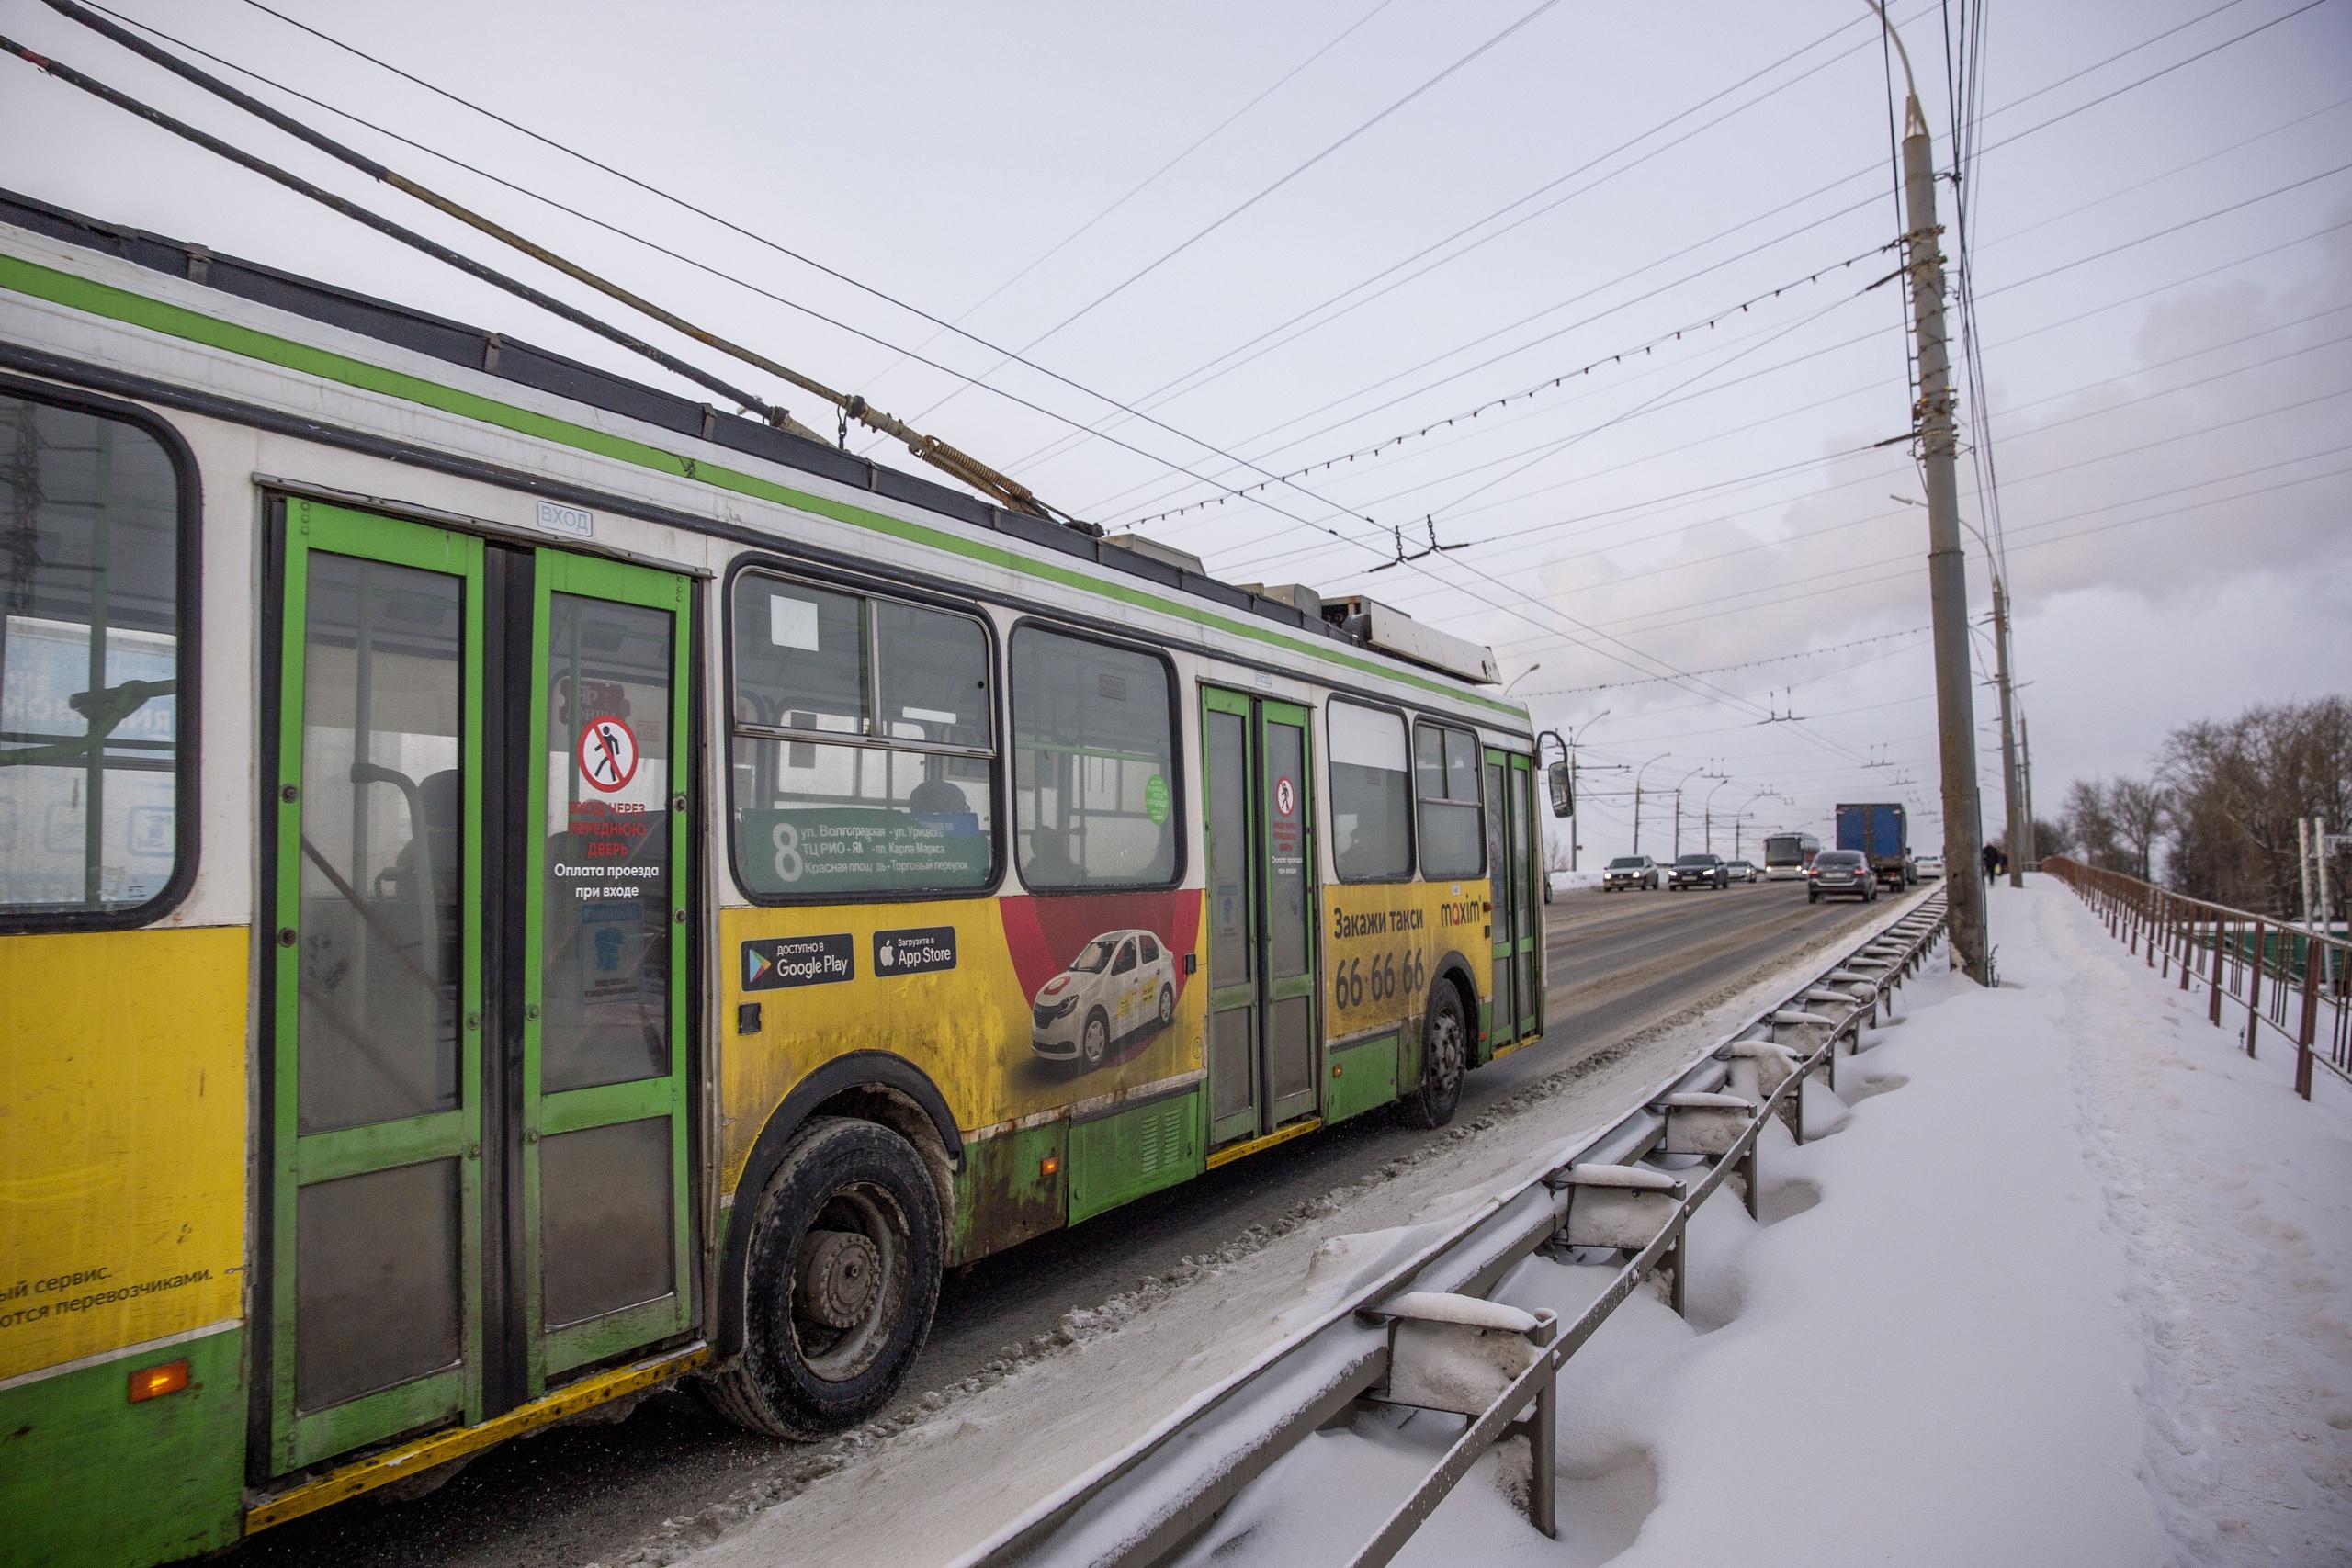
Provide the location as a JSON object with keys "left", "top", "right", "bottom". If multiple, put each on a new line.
{"left": 1916, "top": 852, "right": 1945, "bottom": 879}
{"left": 1668, "top": 852, "right": 1731, "bottom": 890}
{"left": 1806, "top": 848, "right": 1878, "bottom": 903}
{"left": 1725, "top": 859, "right": 1760, "bottom": 883}
{"left": 1601, "top": 854, "right": 1660, "bottom": 891}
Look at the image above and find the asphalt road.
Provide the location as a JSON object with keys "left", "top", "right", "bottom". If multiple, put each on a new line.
{"left": 242, "top": 874, "right": 1902, "bottom": 1568}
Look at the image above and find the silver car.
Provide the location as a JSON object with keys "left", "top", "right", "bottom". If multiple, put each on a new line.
{"left": 1806, "top": 849, "right": 1878, "bottom": 903}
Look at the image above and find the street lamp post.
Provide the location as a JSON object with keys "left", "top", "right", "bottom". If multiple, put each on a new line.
{"left": 1633, "top": 752, "right": 1671, "bottom": 856}
{"left": 1734, "top": 790, "right": 1775, "bottom": 860}
{"left": 1564, "top": 709, "right": 1610, "bottom": 872}
{"left": 1672, "top": 763, "right": 1707, "bottom": 858}
{"left": 1704, "top": 776, "right": 1735, "bottom": 854}
{"left": 1870, "top": 0, "right": 1989, "bottom": 980}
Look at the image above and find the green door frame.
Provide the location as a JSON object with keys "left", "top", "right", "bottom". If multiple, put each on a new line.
{"left": 1510, "top": 751, "right": 1542, "bottom": 1038}
{"left": 1483, "top": 747, "right": 1518, "bottom": 1049}
{"left": 269, "top": 507, "right": 696, "bottom": 1476}
{"left": 523, "top": 551, "right": 695, "bottom": 1386}
{"left": 269, "top": 502, "right": 486, "bottom": 1473}
{"left": 1200, "top": 688, "right": 1320, "bottom": 1143}
{"left": 1202, "top": 688, "right": 1259, "bottom": 1146}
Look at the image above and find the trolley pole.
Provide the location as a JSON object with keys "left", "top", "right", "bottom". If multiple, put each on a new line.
{"left": 1994, "top": 578, "right": 2023, "bottom": 888}
{"left": 1895, "top": 58, "right": 1989, "bottom": 980}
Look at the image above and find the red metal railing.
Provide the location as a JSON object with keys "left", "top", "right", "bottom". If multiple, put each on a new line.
{"left": 2041, "top": 856, "right": 2350, "bottom": 1100}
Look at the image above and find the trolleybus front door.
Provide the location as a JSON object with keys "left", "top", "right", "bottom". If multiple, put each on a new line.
{"left": 1202, "top": 689, "right": 1318, "bottom": 1145}
{"left": 269, "top": 502, "right": 693, "bottom": 1476}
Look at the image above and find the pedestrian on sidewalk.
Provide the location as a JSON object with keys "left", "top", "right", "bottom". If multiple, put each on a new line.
{"left": 1983, "top": 842, "right": 2001, "bottom": 886}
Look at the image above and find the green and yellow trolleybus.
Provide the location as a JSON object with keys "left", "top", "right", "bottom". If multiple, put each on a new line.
{"left": 0, "top": 190, "right": 1566, "bottom": 1565}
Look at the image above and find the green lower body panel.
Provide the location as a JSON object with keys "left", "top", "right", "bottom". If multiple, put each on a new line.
{"left": 1068, "top": 1089, "right": 1203, "bottom": 1224}
{"left": 1325, "top": 1033, "right": 1400, "bottom": 1124}
{"left": 950, "top": 1119, "right": 1069, "bottom": 1266}
{"left": 0, "top": 1327, "right": 246, "bottom": 1567}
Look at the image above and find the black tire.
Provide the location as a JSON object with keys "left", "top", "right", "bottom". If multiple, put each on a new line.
{"left": 1397, "top": 981, "right": 1468, "bottom": 1130}
{"left": 703, "top": 1117, "right": 943, "bottom": 1439}
{"left": 1081, "top": 1008, "right": 1110, "bottom": 1066}
{"left": 1157, "top": 983, "right": 1175, "bottom": 1028}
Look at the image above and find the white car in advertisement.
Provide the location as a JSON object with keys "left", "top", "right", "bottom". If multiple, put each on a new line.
{"left": 1030, "top": 928, "right": 1178, "bottom": 1068}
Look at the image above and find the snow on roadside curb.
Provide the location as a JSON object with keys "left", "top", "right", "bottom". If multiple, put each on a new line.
{"left": 655, "top": 896, "right": 1942, "bottom": 1568}
{"left": 1182, "top": 878, "right": 2351, "bottom": 1568}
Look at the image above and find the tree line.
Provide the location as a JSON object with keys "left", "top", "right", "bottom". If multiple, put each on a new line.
{"left": 2013, "top": 695, "right": 2350, "bottom": 918}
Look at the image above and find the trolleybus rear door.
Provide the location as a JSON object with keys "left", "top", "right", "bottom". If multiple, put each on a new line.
{"left": 522, "top": 552, "right": 695, "bottom": 1389}
{"left": 1202, "top": 689, "right": 1318, "bottom": 1145}
{"left": 1483, "top": 748, "right": 1542, "bottom": 1047}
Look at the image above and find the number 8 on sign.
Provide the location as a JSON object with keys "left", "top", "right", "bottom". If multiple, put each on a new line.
{"left": 578, "top": 715, "right": 640, "bottom": 793}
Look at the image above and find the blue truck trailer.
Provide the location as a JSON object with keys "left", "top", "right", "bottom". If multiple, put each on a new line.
{"left": 1836, "top": 802, "right": 1914, "bottom": 890}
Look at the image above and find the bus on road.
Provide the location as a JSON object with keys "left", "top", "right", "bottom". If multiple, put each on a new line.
{"left": 1762, "top": 832, "right": 1821, "bottom": 880}
{"left": 0, "top": 193, "right": 1566, "bottom": 1565}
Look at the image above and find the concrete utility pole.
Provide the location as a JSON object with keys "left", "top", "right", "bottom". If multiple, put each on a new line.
{"left": 1880, "top": 3, "right": 1990, "bottom": 981}
{"left": 2019, "top": 712, "right": 2038, "bottom": 864}
{"left": 1994, "top": 578, "right": 2024, "bottom": 887}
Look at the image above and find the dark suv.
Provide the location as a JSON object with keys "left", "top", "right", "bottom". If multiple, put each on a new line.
{"left": 1807, "top": 849, "right": 1878, "bottom": 903}
{"left": 1601, "top": 855, "right": 1659, "bottom": 891}
{"left": 1668, "top": 853, "right": 1730, "bottom": 890}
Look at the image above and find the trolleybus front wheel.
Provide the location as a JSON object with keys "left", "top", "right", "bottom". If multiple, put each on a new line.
{"left": 706, "top": 1115, "right": 943, "bottom": 1439}
{"left": 1397, "top": 982, "right": 1467, "bottom": 1130}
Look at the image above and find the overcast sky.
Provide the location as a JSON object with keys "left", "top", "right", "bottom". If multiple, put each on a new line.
{"left": 5, "top": 0, "right": 2347, "bottom": 859}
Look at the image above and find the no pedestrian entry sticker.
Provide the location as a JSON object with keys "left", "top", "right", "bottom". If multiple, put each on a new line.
{"left": 1274, "top": 776, "right": 1296, "bottom": 817}
{"left": 577, "top": 715, "right": 639, "bottom": 794}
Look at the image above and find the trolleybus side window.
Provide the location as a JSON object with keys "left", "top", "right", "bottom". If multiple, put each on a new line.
{"left": 729, "top": 571, "right": 995, "bottom": 897}
{"left": 1413, "top": 720, "right": 1485, "bottom": 878}
{"left": 1010, "top": 626, "right": 1178, "bottom": 890}
{"left": 1327, "top": 698, "right": 1410, "bottom": 882}
{"left": 0, "top": 391, "right": 189, "bottom": 921}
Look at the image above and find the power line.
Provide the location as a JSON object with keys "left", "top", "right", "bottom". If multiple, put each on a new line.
{"left": 1066, "top": 0, "right": 2315, "bottom": 518}
{"left": 850, "top": 0, "right": 1406, "bottom": 401}
{"left": 1518, "top": 626, "right": 1931, "bottom": 697}
{"left": 1120, "top": 244, "right": 1885, "bottom": 528}
{"left": 1011, "top": 1, "right": 1939, "bottom": 483}
{"left": 1224, "top": 167, "right": 2352, "bottom": 596}
{"left": 883, "top": 0, "right": 1577, "bottom": 435}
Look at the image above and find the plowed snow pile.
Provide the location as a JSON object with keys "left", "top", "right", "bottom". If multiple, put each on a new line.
{"left": 1185, "top": 877, "right": 2352, "bottom": 1568}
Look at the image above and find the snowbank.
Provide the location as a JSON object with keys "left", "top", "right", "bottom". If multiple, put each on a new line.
{"left": 1549, "top": 869, "right": 1603, "bottom": 894}
{"left": 1181, "top": 878, "right": 2352, "bottom": 1567}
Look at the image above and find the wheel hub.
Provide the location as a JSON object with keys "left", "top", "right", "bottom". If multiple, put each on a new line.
{"left": 796, "top": 1228, "right": 882, "bottom": 1329}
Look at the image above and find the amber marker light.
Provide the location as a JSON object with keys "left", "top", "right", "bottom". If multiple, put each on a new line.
{"left": 128, "top": 1359, "right": 190, "bottom": 1403}
{"left": 1040, "top": 1156, "right": 1061, "bottom": 1178}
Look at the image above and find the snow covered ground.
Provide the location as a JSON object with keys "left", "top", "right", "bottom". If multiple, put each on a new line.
{"left": 1181, "top": 876, "right": 2352, "bottom": 1568}
{"left": 653, "top": 895, "right": 1939, "bottom": 1568}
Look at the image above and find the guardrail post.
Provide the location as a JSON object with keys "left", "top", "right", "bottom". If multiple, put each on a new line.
{"left": 2210, "top": 913, "right": 2228, "bottom": 1028}
{"left": 2177, "top": 900, "right": 2192, "bottom": 991}
{"left": 2298, "top": 944, "right": 2321, "bottom": 1100}
{"left": 2245, "top": 919, "right": 2266, "bottom": 1057}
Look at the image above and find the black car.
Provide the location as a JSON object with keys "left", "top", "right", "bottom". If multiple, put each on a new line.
{"left": 1807, "top": 849, "right": 1878, "bottom": 903}
{"left": 1601, "top": 854, "right": 1659, "bottom": 891}
{"left": 1668, "top": 853, "right": 1730, "bottom": 890}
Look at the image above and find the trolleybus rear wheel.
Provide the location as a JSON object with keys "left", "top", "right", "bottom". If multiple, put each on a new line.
{"left": 706, "top": 1115, "right": 943, "bottom": 1439}
{"left": 1397, "top": 982, "right": 1467, "bottom": 1129}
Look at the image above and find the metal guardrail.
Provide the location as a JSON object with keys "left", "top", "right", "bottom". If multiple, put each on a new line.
{"left": 970, "top": 888, "right": 1950, "bottom": 1568}
{"left": 2041, "top": 856, "right": 2351, "bottom": 1100}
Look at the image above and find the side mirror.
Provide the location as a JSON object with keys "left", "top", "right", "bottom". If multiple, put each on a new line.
{"left": 1545, "top": 760, "right": 1574, "bottom": 818}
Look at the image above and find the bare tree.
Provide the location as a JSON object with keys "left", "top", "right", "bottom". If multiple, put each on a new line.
{"left": 2159, "top": 696, "right": 2352, "bottom": 913}
{"left": 2106, "top": 775, "right": 2167, "bottom": 882}
{"left": 2064, "top": 778, "right": 2121, "bottom": 871}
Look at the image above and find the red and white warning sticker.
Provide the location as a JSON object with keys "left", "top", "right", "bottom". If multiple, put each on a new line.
{"left": 577, "top": 715, "right": 640, "bottom": 793}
